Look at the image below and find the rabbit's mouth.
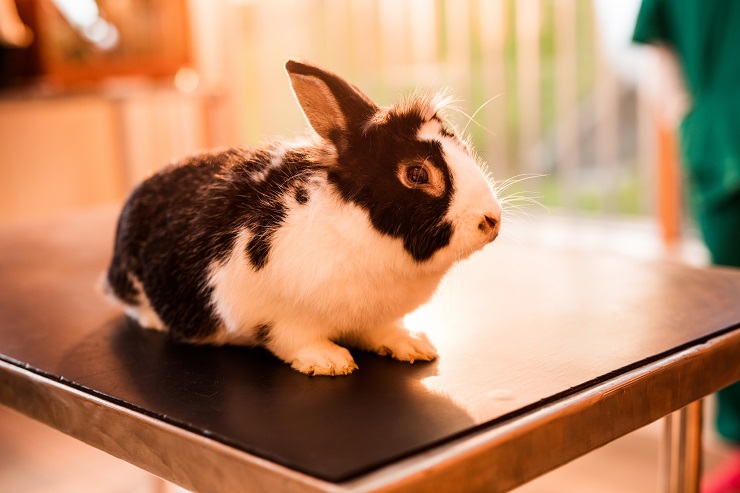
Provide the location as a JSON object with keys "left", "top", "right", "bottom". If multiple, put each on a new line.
{"left": 433, "top": 219, "right": 500, "bottom": 265}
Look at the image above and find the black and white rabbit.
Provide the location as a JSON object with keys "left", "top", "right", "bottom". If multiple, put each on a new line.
{"left": 104, "top": 60, "right": 501, "bottom": 376}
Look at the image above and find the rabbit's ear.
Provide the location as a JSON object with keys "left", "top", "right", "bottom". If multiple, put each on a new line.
{"left": 286, "top": 60, "right": 377, "bottom": 149}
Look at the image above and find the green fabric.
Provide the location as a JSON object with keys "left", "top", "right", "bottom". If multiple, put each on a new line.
{"left": 718, "top": 380, "right": 740, "bottom": 444}
{"left": 695, "top": 191, "right": 740, "bottom": 267}
{"left": 696, "top": 191, "right": 740, "bottom": 444}
{"left": 634, "top": 0, "right": 740, "bottom": 444}
{"left": 693, "top": 212, "right": 740, "bottom": 445}
{"left": 634, "top": 0, "right": 740, "bottom": 208}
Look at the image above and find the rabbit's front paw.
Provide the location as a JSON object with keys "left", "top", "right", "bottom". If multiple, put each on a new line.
{"left": 370, "top": 328, "right": 438, "bottom": 364}
{"left": 290, "top": 343, "right": 358, "bottom": 376}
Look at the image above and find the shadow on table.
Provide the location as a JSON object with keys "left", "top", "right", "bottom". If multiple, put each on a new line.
{"left": 58, "top": 316, "right": 475, "bottom": 481}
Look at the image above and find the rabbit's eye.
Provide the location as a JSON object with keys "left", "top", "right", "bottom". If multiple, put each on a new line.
{"left": 406, "top": 166, "right": 429, "bottom": 185}
{"left": 397, "top": 160, "right": 443, "bottom": 196}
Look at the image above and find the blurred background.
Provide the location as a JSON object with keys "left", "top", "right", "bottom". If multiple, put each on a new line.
{"left": 1, "top": 0, "right": 683, "bottom": 238}
{"left": 1, "top": 0, "right": 728, "bottom": 492}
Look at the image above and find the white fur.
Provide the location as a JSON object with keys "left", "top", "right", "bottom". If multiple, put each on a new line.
{"left": 207, "top": 178, "right": 446, "bottom": 374}
{"left": 122, "top": 274, "right": 166, "bottom": 331}
{"left": 250, "top": 140, "right": 315, "bottom": 183}
{"left": 206, "top": 121, "right": 500, "bottom": 376}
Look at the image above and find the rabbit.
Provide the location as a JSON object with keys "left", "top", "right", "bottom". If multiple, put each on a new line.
{"left": 103, "top": 59, "right": 502, "bottom": 376}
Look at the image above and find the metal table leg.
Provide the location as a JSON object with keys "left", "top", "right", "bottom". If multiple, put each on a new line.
{"left": 662, "top": 400, "right": 703, "bottom": 493}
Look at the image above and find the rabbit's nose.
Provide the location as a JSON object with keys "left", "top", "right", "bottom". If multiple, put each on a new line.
{"left": 478, "top": 213, "right": 501, "bottom": 241}
{"left": 479, "top": 214, "right": 499, "bottom": 231}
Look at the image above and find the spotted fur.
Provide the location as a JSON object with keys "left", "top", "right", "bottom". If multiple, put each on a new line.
{"left": 105, "top": 60, "right": 501, "bottom": 375}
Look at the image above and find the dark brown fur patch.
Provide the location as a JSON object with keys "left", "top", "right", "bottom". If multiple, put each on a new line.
{"left": 254, "top": 323, "right": 272, "bottom": 344}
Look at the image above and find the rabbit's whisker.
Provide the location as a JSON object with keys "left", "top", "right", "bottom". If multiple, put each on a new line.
{"left": 444, "top": 105, "right": 496, "bottom": 138}
{"left": 493, "top": 173, "right": 547, "bottom": 195}
{"left": 461, "top": 94, "right": 503, "bottom": 136}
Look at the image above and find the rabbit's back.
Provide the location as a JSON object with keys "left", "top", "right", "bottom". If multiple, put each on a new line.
{"left": 105, "top": 144, "right": 323, "bottom": 342}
